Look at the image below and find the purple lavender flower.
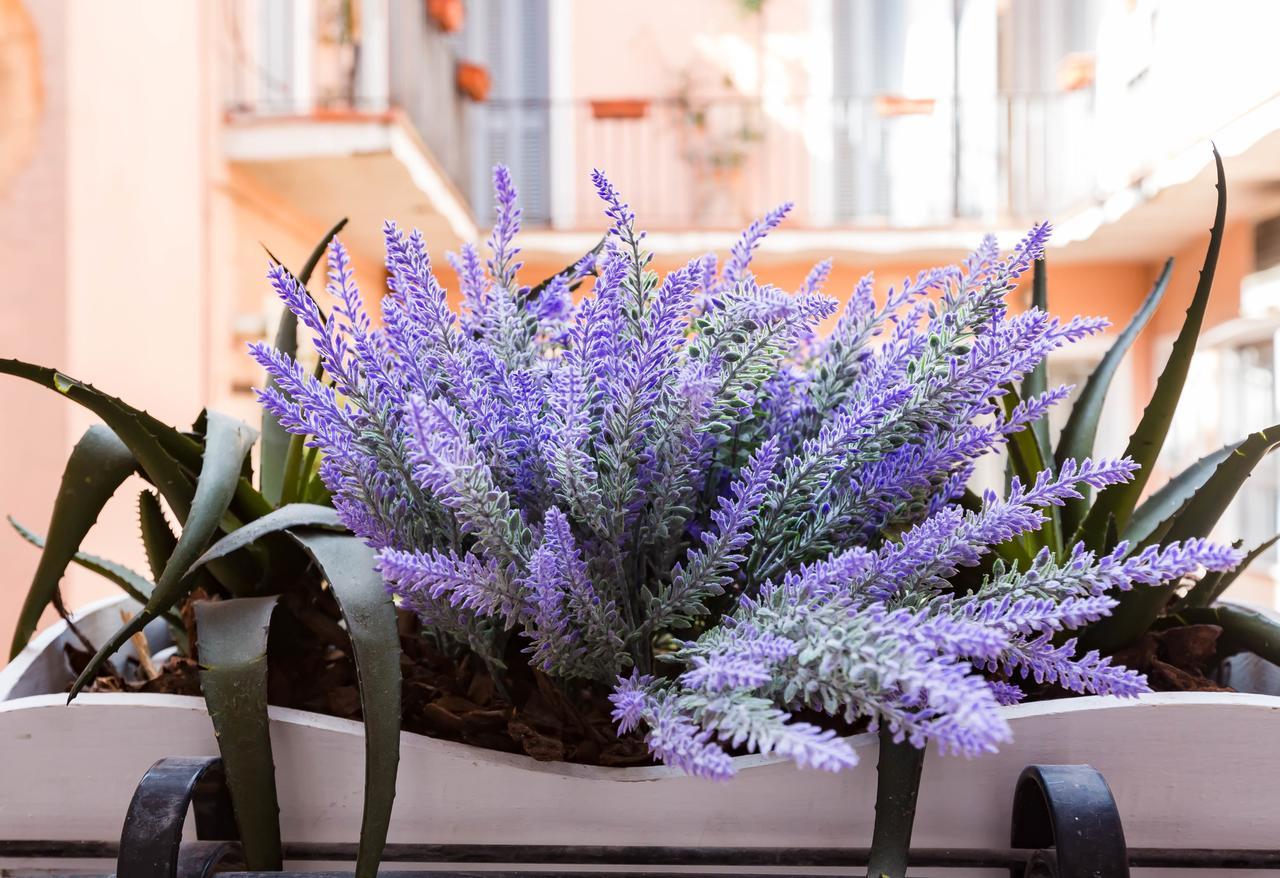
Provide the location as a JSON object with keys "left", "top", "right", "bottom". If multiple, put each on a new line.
{"left": 251, "top": 167, "right": 1243, "bottom": 780}
{"left": 487, "top": 165, "right": 523, "bottom": 289}
{"left": 719, "top": 202, "right": 793, "bottom": 293}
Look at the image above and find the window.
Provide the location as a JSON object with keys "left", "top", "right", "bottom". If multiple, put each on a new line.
{"left": 464, "top": 0, "right": 551, "bottom": 225}
{"left": 1164, "top": 331, "right": 1280, "bottom": 572}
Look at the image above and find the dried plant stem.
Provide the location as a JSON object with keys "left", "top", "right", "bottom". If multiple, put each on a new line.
{"left": 121, "top": 609, "right": 159, "bottom": 681}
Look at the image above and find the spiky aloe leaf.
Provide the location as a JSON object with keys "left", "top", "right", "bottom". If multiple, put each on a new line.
{"left": 189, "top": 504, "right": 345, "bottom": 572}
{"left": 8, "top": 425, "right": 135, "bottom": 657}
{"left": 1056, "top": 259, "right": 1174, "bottom": 537}
{"left": 1002, "top": 383, "right": 1060, "bottom": 556}
{"left": 0, "top": 360, "right": 273, "bottom": 524}
{"left": 288, "top": 531, "right": 399, "bottom": 878}
{"left": 138, "top": 489, "right": 178, "bottom": 581}
{"left": 1077, "top": 148, "right": 1226, "bottom": 550}
{"left": 1024, "top": 258, "right": 1050, "bottom": 453}
{"left": 138, "top": 489, "right": 223, "bottom": 631}
{"left": 1082, "top": 423, "right": 1280, "bottom": 654}
{"left": 68, "top": 413, "right": 258, "bottom": 699}
{"left": 1161, "top": 603, "right": 1280, "bottom": 667}
{"left": 526, "top": 235, "right": 606, "bottom": 299}
{"left": 261, "top": 219, "right": 348, "bottom": 505}
{"left": 1181, "top": 535, "right": 1279, "bottom": 609}
{"left": 8, "top": 516, "right": 154, "bottom": 610}
{"left": 194, "top": 596, "right": 282, "bottom": 871}
{"left": 1151, "top": 425, "right": 1280, "bottom": 549}
{"left": 1122, "top": 441, "right": 1240, "bottom": 548}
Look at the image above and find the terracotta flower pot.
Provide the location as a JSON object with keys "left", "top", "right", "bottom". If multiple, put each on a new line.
{"left": 426, "top": 0, "right": 464, "bottom": 33}
{"left": 590, "top": 98, "right": 651, "bottom": 120}
{"left": 455, "top": 61, "right": 491, "bottom": 102}
{"left": 873, "top": 94, "right": 936, "bottom": 117}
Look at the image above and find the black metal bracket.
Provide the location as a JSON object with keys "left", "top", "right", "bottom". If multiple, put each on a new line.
{"left": 1010, "top": 764, "right": 1129, "bottom": 878}
{"left": 116, "top": 756, "right": 244, "bottom": 878}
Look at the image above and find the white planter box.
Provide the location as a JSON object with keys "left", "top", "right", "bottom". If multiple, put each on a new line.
{"left": 3, "top": 595, "right": 1280, "bottom": 876}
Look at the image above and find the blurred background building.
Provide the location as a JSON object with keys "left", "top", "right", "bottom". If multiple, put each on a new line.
{"left": 3, "top": 0, "right": 1280, "bottom": 649}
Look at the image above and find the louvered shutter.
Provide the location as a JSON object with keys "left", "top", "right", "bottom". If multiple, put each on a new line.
{"left": 831, "top": 0, "right": 904, "bottom": 222}
{"left": 467, "top": 0, "right": 551, "bottom": 225}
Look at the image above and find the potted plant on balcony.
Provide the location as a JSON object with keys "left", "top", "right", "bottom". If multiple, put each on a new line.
{"left": 426, "top": 0, "right": 464, "bottom": 34}
{"left": 3, "top": 157, "right": 1279, "bottom": 878}
{"left": 455, "top": 61, "right": 491, "bottom": 102}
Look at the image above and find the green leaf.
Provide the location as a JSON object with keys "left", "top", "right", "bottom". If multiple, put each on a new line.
{"left": 261, "top": 218, "right": 348, "bottom": 505}
{"left": 1001, "top": 384, "right": 1060, "bottom": 555}
{"left": 1122, "top": 441, "right": 1240, "bottom": 548}
{"left": 189, "top": 503, "right": 346, "bottom": 573}
{"left": 526, "top": 235, "right": 606, "bottom": 300}
{"left": 1024, "top": 258, "right": 1050, "bottom": 451}
{"left": 1162, "top": 603, "right": 1280, "bottom": 667}
{"left": 287, "top": 531, "right": 399, "bottom": 878}
{"left": 1181, "top": 535, "right": 1279, "bottom": 609}
{"left": 0, "top": 359, "right": 274, "bottom": 526}
{"left": 8, "top": 426, "right": 135, "bottom": 658}
{"left": 1081, "top": 422, "right": 1280, "bottom": 654}
{"left": 8, "top": 516, "right": 154, "bottom": 609}
{"left": 1154, "top": 425, "right": 1280, "bottom": 547}
{"left": 1077, "top": 148, "right": 1227, "bottom": 549}
{"left": 138, "top": 489, "right": 178, "bottom": 581}
{"left": 195, "top": 597, "right": 282, "bottom": 871}
{"left": 69, "top": 412, "right": 258, "bottom": 699}
{"left": 1056, "top": 258, "right": 1174, "bottom": 536}
{"left": 138, "top": 489, "right": 220, "bottom": 636}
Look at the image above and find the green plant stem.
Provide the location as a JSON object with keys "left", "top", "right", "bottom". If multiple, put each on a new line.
{"left": 279, "top": 432, "right": 307, "bottom": 505}
{"left": 299, "top": 444, "right": 320, "bottom": 488}
{"left": 866, "top": 727, "right": 925, "bottom": 878}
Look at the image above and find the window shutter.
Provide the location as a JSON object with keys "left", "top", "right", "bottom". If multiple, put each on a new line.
{"left": 259, "top": 2, "right": 297, "bottom": 114}
{"left": 467, "top": 0, "right": 551, "bottom": 225}
{"left": 831, "top": 0, "right": 905, "bottom": 222}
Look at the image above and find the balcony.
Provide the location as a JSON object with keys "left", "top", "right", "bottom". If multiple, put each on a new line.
{"left": 226, "top": 0, "right": 1280, "bottom": 265}
{"left": 219, "top": 0, "right": 478, "bottom": 259}
{"left": 467, "top": 92, "right": 1098, "bottom": 236}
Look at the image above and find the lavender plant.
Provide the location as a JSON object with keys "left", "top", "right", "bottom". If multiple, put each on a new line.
{"left": 255, "top": 166, "right": 1240, "bottom": 781}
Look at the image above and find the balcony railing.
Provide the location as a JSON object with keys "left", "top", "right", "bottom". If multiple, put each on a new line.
{"left": 468, "top": 92, "right": 1099, "bottom": 231}
{"left": 221, "top": 1, "right": 1098, "bottom": 233}
{"left": 221, "top": 0, "right": 473, "bottom": 195}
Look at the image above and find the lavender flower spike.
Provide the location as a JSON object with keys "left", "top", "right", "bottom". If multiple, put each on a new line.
{"left": 252, "top": 166, "right": 1243, "bottom": 780}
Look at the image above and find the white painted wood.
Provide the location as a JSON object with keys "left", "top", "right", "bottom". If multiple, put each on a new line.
{"left": 0, "top": 594, "right": 163, "bottom": 702}
{"left": 4, "top": 597, "right": 1280, "bottom": 878}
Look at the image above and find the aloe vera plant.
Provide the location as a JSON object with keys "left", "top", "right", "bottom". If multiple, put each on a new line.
{"left": 2, "top": 221, "right": 402, "bottom": 878}
{"left": 996, "top": 148, "right": 1280, "bottom": 662}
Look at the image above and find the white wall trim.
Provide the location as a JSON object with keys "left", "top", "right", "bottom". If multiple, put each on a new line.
{"left": 222, "top": 116, "right": 478, "bottom": 242}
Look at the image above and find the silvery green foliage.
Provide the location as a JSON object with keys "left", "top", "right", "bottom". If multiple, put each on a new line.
{"left": 254, "top": 167, "right": 1240, "bottom": 779}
